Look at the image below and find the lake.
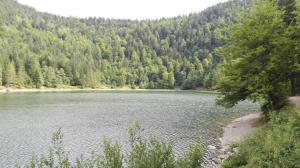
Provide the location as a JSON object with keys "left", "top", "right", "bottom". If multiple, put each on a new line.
{"left": 0, "top": 91, "right": 259, "bottom": 167}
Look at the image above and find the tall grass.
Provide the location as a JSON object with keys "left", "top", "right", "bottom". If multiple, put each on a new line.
{"left": 19, "top": 122, "right": 203, "bottom": 168}
{"left": 222, "top": 107, "right": 300, "bottom": 168}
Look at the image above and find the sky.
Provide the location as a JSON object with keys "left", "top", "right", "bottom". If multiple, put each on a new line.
{"left": 17, "top": 0, "right": 228, "bottom": 20}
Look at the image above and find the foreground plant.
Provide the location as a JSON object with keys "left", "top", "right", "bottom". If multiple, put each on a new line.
{"left": 19, "top": 123, "right": 203, "bottom": 168}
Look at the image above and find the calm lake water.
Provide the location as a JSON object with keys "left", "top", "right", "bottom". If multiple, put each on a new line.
{"left": 0, "top": 91, "right": 259, "bottom": 167}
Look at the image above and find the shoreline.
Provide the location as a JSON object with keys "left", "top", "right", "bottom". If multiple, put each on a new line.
{"left": 0, "top": 87, "right": 218, "bottom": 94}
{"left": 0, "top": 87, "right": 174, "bottom": 93}
{"left": 206, "top": 112, "right": 264, "bottom": 167}
{"left": 220, "top": 112, "right": 264, "bottom": 150}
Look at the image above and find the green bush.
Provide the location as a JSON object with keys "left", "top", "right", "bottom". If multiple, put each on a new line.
{"left": 19, "top": 123, "right": 203, "bottom": 168}
{"left": 222, "top": 108, "right": 300, "bottom": 168}
{"left": 127, "top": 122, "right": 175, "bottom": 168}
{"left": 176, "top": 144, "right": 203, "bottom": 168}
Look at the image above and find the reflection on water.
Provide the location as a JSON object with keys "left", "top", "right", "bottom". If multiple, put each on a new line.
{"left": 0, "top": 91, "right": 259, "bottom": 167}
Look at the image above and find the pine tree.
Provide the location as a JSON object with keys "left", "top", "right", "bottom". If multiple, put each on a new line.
{"left": 2, "top": 62, "right": 16, "bottom": 87}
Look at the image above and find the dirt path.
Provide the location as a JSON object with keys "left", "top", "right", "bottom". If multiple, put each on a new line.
{"left": 220, "top": 96, "right": 300, "bottom": 149}
{"left": 214, "top": 96, "right": 300, "bottom": 167}
{"left": 288, "top": 96, "right": 300, "bottom": 107}
{"left": 204, "top": 113, "right": 264, "bottom": 167}
{"left": 206, "top": 113, "right": 263, "bottom": 167}
{"left": 220, "top": 112, "right": 263, "bottom": 150}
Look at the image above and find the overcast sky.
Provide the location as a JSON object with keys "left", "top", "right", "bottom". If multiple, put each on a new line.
{"left": 17, "top": 0, "right": 228, "bottom": 20}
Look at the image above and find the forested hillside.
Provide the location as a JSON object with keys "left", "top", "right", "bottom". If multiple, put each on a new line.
{"left": 0, "top": 0, "right": 252, "bottom": 89}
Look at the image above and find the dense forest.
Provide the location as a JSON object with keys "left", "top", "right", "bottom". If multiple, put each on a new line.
{"left": 0, "top": 0, "right": 252, "bottom": 89}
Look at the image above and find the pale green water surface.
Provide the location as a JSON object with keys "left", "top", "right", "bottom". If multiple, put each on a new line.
{"left": 0, "top": 91, "right": 259, "bottom": 167}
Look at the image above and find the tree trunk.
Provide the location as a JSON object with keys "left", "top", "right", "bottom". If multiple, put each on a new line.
{"left": 291, "top": 75, "right": 296, "bottom": 96}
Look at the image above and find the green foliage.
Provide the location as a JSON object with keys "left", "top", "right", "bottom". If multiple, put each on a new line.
{"left": 222, "top": 107, "right": 300, "bottom": 168}
{"left": 2, "top": 61, "right": 16, "bottom": 87}
{"left": 0, "top": 0, "right": 252, "bottom": 89}
{"left": 27, "top": 58, "right": 44, "bottom": 88}
{"left": 216, "top": 0, "right": 299, "bottom": 112}
{"left": 100, "top": 139, "right": 123, "bottom": 168}
{"left": 20, "top": 123, "right": 203, "bottom": 168}
{"left": 127, "top": 122, "right": 175, "bottom": 168}
{"left": 176, "top": 145, "right": 203, "bottom": 168}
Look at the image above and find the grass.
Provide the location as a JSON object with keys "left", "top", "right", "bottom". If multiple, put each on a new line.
{"left": 19, "top": 122, "right": 203, "bottom": 168}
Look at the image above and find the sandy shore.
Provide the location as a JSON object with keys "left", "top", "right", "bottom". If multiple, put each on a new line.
{"left": 220, "top": 112, "right": 264, "bottom": 150}
{"left": 204, "top": 112, "right": 264, "bottom": 167}
{"left": 207, "top": 97, "right": 297, "bottom": 167}
{"left": 0, "top": 87, "right": 220, "bottom": 94}
{"left": 205, "top": 113, "right": 263, "bottom": 167}
{"left": 0, "top": 87, "right": 180, "bottom": 93}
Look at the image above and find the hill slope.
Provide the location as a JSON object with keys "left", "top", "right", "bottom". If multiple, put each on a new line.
{"left": 0, "top": 0, "right": 252, "bottom": 89}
